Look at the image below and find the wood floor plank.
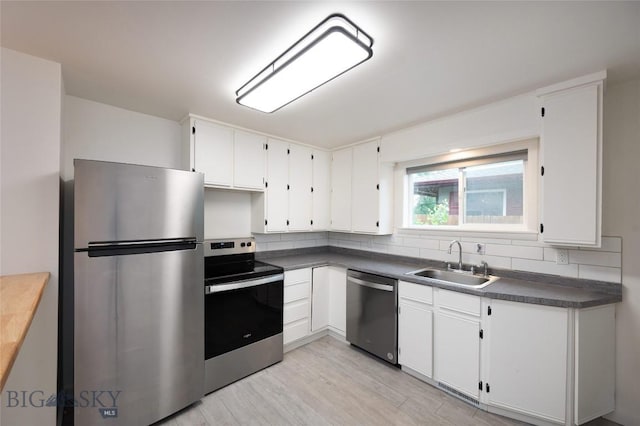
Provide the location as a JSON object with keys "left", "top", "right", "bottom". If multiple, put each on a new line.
{"left": 157, "top": 335, "right": 535, "bottom": 426}
{"left": 199, "top": 391, "right": 241, "bottom": 426}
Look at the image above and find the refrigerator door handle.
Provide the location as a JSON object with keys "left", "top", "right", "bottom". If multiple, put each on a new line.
{"left": 81, "top": 238, "right": 199, "bottom": 257}
{"left": 87, "top": 237, "right": 198, "bottom": 248}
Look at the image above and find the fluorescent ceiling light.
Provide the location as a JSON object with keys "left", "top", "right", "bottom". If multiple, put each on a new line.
{"left": 236, "top": 13, "right": 374, "bottom": 113}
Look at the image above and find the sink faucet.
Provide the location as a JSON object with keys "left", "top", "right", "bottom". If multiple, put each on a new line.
{"left": 448, "top": 240, "right": 463, "bottom": 271}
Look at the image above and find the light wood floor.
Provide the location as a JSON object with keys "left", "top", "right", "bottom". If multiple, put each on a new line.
{"left": 157, "top": 336, "right": 617, "bottom": 426}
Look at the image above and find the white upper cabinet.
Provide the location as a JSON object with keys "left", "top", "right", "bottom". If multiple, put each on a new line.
{"left": 233, "top": 130, "right": 266, "bottom": 190}
{"left": 182, "top": 115, "right": 266, "bottom": 191}
{"left": 330, "top": 147, "right": 353, "bottom": 232}
{"left": 265, "top": 138, "right": 289, "bottom": 232}
{"left": 192, "top": 119, "right": 234, "bottom": 187}
{"left": 352, "top": 141, "right": 380, "bottom": 233}
{"left": 312, "top": 150, "right": 331, "bottom": 231}
{"left": 538, "top": 71, "right": 605, "bottom": 247}
{"left": 288, "top": 144, "right": 313, "bottom": 231}
{"left": 252, "top": 140, "right": 327, "bottom": 233}
{"left": 331, "top": 140, "right": 393, "bottom": 235}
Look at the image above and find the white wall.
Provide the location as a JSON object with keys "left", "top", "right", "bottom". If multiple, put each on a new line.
{"left": 380, "top": 93, "right": 540, "bottom": 163}
{"left": 204, "top": 189, "right": 252, "bottom": 239}
{"left": 0, "top": 47, "right": 61, "bottom": 426}
{"left": 600, "top": 78, "right": 640, "bottom": 425}
{"left": 62, "top": 95, "right": 182, "bottom": 180}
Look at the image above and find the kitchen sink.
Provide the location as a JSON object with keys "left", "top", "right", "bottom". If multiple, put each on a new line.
{"left": 406, "top": 268, "right": 499, "bottom": 288}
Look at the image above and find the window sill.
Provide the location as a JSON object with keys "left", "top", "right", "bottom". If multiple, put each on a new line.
{"left": 397, "top": 227, "right": 539, "bottom": 242}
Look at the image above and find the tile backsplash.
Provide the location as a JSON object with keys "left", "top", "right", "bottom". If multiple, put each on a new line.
{"left": 254, "top": 231, "right": 622, "bottom": 284}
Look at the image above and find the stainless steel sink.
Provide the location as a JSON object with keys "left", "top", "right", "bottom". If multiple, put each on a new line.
{"left": 406, "top": 268, "right": 499, "bottom": 288}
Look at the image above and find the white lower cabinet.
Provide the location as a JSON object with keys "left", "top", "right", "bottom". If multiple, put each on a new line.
{"left": 283, "top": 268, "right": 311, "bottom": 345}
{"left": 311, "top": 267, "right": 330, "bottom": 331}
{"left": 285, "top": 266, "right": 347, "bottom": 347}
{"left": 485, "top": 299, "right": 568, "bottom": 424}
{"left": 398, "top": 281, "right": 433, "bottom": 378}
{"left": 434, "top": 289, "right": 482, "bottom": 400}
{"left": 328, "top": 267, "right": 346, "bottom": 335}
{"left": 311, "top": 266, "right": 347, "bottom": 335}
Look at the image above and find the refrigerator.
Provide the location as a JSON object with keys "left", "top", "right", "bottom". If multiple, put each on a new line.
{"left": 73, "top": 160, "right": 204, "bottom": 425}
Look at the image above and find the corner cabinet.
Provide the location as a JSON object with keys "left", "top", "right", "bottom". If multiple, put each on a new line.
{"left": 537, "top": 71, "right": 605, "bottom": 247}
{"left": 182, "top": 115, "right": 265, "bottom": 190}
{"left": 330, "top": 139, "right": 394, "bottom": 234}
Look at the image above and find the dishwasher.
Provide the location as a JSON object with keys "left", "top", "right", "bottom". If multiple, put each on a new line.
{"left": 346, "top": 270, "right": 398, "bottom": 364}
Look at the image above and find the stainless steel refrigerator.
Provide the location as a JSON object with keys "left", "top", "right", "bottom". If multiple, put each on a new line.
{"left": 73, "top": 160, "right": 204, "bottom": 425}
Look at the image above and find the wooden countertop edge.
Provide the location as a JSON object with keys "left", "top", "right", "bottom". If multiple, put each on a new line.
{"left": 0, "top": 272, "right": 50, "bottom": 391}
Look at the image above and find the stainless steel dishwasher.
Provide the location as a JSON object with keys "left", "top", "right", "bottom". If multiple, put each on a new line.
{"left": 346, "top": 270, "right": 398, "bottom": 364}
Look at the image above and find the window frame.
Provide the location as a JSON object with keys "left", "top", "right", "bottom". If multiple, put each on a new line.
{"left": 400, "top": 139, "right": 539, "bottom": 233}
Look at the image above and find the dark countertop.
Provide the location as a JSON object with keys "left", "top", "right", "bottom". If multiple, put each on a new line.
{"left": 258, "top": 248, "right": 621, "bottom": 308}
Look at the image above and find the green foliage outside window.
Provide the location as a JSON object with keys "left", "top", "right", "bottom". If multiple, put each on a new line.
{"left": 413, "top": 197, "right": 449, "bottom": 225}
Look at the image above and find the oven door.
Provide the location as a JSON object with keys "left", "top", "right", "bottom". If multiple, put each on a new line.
{"left": 205, "top": 274, "right": 284, "bottom": 359}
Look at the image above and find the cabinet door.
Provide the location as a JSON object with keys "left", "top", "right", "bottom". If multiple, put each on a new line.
{"left": 352, "top": 140, "right": 380, "bottom": 233}
{"left": 288, "top": 144, "right": 313, "bottom": 231}
{"left": 434, "top": 311, "right": 480, "bottom": 399}
{"left": 487, "top": 300, "right": 567, "bottom": 424}
{"left": 265, "top": 139, "right": 289, "bottom": 232}
{"left": 312, "top": 150, "right": 331, "bottom": 231}
{"left": 330, "top": 148, "right": 352, "bottom": 231}
{"left": 311, "top": 267, "right": 330, "bottom": 331}
{"left": 541, "top": 83, "right": 600, "bottom": 246}
{"left": 194, "top": 120, "right": 233, "bottom": 186}
{"left": 234, "top": 130, "right": 265, "bottom": 190}
{"left": 328, "top": 267, "right": 346, "bottom": 334}
{"left": 399, "top": 300, "right": 433, "bottom": 378}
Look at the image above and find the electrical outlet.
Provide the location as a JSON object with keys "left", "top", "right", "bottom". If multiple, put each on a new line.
{"left": 556, "top": 249, "right": 569, "bottom": 265}
{"left": 476, "top": 243, "right": 486, "bottom": 255}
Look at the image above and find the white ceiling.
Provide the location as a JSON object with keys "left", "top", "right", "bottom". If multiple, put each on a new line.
{"left": 2, "top": 1, "right": 639, "bottom": 148}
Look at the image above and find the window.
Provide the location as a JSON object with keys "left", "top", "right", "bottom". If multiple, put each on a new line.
{"left": 405, "top": 145, "right": 535, "bottom": 231}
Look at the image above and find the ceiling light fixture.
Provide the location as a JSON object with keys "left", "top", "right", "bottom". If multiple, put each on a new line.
{"left": 236, "top": 13, "right": 374, "bottom": 113}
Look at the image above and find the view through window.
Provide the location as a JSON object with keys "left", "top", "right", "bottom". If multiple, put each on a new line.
{"left": 408, "top": 158, "right": 525, "bottom": 228}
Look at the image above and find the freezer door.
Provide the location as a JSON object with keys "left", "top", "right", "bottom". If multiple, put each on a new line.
{"left": 74, "top": 244, "right": 204, "bottom": 426}
{"left": 74, "top": 160, "right": 204, "bottom": 248}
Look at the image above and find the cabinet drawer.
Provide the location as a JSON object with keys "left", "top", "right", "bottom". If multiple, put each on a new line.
{"left": 284, "top": 281, "right": 310, "bottom": 303}
{"left": 283, "top": 319, "right": 309, "bottom": 345}
{"left": 285, "top": 268, "right": 312, "bottom": 286}
{"left": 284, "top": 300, "right": 309, "bottom": 325}
{"left": 399, "top": 281, "right": 433, "bottom": 304}
{"left": 438, "top": 289, "right": 481, "bottom": 316}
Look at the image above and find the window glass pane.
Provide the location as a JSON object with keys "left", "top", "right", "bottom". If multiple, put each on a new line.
{"left": 409, "top": 168, "right": 459, "bottom": 226}
{"left": 464, "top": 160, "right": 524, "bottom": 224}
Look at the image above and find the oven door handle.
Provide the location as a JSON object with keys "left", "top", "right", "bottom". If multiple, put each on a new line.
{"left": 206, "top": 273, "right": 284, "bottom": 294}
{"left": 347, "top": 276, "right": 394, "bottom": 292}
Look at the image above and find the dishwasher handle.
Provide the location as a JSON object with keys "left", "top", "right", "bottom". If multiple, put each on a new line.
{"left": 348, "top": 276, "right": 394, "bottom": 292}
